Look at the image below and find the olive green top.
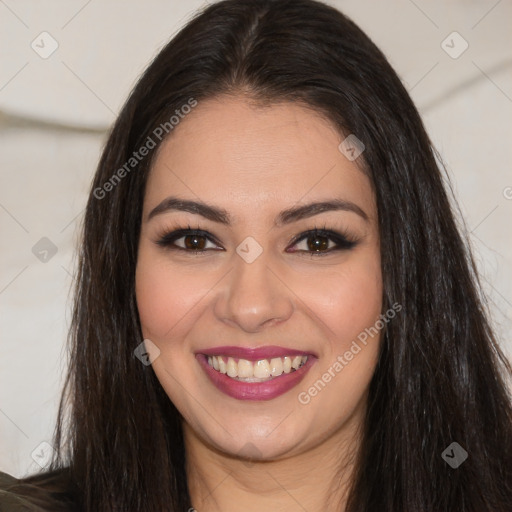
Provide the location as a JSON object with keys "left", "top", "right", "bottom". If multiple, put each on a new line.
{"left": 0, "top": 471, "right": 40, "bottom": 511}
{"left": 0, "top": 470, "right": 76, "bottom": 511}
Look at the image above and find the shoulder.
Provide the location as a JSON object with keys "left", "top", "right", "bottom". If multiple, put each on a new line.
{"left": 0, "top": 469, "right": 79, "bottom": 512}
{"left": 0, "top": 471, "right": 39, "bottom": 511}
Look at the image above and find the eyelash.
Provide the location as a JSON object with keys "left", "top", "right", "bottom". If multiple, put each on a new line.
{"left": 154, "top": 223, "right": 358, "bottom": 257}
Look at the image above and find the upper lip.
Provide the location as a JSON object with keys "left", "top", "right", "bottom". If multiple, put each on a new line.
{"left": 197, "top": 345, "right": 317, "bottom": 361}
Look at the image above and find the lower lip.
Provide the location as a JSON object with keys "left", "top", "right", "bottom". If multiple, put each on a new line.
{"left": 196, "top": 354, "right": 315, "bottom": 401}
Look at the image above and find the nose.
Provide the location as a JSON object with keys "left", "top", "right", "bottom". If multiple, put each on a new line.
{"left": 213, "top": 249, "right": 294, "bottom": 333}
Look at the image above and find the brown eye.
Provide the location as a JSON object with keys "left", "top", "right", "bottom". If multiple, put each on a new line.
{"left": 156, "top": 229, "right": 222, "bottom": 252}
{"left": 305, "top": 234, "right": 330, "bottom": 252}
{"left": 183, "top": 234, "right": 208, "bottom": 250}
{"left": 288, "top": 228, "right": 357, "bottom": 256}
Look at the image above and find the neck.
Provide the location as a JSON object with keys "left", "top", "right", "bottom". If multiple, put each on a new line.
{"left": 184, "top": 409, "right": 363, "bottom": 512}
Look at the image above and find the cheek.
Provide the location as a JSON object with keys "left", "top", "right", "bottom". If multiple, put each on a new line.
{"left": 295, "top": 258, "right": 383, "bottom": 431}
{"left": 296, "top": 256, "right": 383, "bottom": 349}
{"left": 135, "top": 255, "right": 203, "bottom": 340}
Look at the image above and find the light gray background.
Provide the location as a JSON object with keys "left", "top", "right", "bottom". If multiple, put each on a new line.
{"left": 1, "top": 0, "right": 511, "bottom": 477}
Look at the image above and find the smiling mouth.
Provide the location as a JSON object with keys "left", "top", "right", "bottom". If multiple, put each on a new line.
{"left": 206, "top": 355, "right": 308, "bottom": 382}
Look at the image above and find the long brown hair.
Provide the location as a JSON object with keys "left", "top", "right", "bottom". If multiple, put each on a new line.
{"left": 13, "top": 0, "right": 512, "bottom": 510}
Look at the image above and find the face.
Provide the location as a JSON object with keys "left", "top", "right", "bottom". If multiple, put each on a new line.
{"left": 135, "top": 95, "right": 382, "bottom": 461}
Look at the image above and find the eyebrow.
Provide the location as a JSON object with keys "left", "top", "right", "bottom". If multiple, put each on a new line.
{"left": 146, "top": 196, "right": 369, "bottom": 225}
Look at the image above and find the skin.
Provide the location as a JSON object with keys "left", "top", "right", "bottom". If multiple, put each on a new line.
{"left": 135, "top": 95, "right": 383, "bottom": 511}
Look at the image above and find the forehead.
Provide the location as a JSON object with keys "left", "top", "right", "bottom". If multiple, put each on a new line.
{"left": 145, "top": 95, "right": 375, "bottom": 222}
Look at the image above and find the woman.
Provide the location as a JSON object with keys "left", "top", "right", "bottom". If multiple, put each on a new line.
{"left": 1, "top": 0, "right": 511, "bottom": 510}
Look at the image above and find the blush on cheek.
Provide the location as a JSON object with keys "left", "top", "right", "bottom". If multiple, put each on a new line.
{"left": 135, "top": 267, "right": 181, "bottom": 340}
{"left": 304, "top": 267, "right": 382, "bottom": 348}
{"left": 136, "top": 259, "right": 211, "bottom": 341}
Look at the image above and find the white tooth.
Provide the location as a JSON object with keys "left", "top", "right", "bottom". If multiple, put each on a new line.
{"left": 253, "top": 359, "right": 271, "bottom": 378}
{"left": 208, "top": 356, "right": 213, "bottom": 367}
{"left": 218, "top": 356, "right": 227, "bottom": 374}
{"left": 283, "top": 356, "right": 292, "bottom": 373}
{"left": 238, "top": 359, "right": 253, "bottom": 378}
{"left": 212, "top": 356, "right": 219, "bottom": 371}
{"left": 270, "top": 357, "right": 283, "bottom": 377}
{"left": 227, "top": 357, "right": 238, "bottom": 377}
{"left": 301, "top": 356, "right": 308, "bottom": 365}
{"left": 291, "top": 356, "right": 302, "bottom": 369}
